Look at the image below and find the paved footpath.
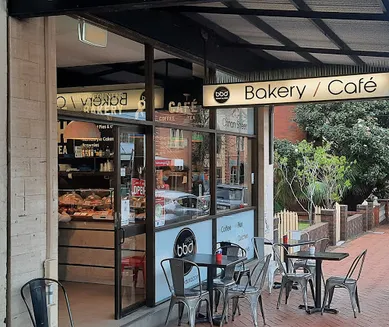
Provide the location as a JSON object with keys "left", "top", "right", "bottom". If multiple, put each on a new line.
{"left": 167, "top": 224, "right": 389, "bottom": 327}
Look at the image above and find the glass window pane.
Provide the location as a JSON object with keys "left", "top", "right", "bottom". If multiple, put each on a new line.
{"left": 216, "top": 135, "right": 252, "bottom": 212}
{"left": 217, "top": 108, "right": 254, "bottom": 134}
{"left": 155, "top": 128, "right": 210, "bottom": 227}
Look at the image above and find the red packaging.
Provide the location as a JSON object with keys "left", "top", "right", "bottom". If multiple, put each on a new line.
{"left": 282, "top": 235, "right": 288, "bottom": 244}
{"left": 216, "top": 253, "right": 222, "bottom": 263}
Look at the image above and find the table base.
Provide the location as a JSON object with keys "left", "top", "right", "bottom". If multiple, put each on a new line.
{"left": 298, "top": 305, "right": 339, "bottom": 314}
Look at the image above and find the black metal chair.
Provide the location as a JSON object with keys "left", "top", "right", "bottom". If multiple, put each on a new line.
{"left": 321, "top": 249, "right": 367, "bottom": 318}
{"left": 21, "top": 278, "right": 74, "bottom": 327}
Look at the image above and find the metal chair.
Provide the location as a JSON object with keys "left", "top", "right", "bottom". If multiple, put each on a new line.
{"left": 293, "top": 237, "right": 330, "bottom": 283}
{"left": 273, "top": 244, "right": 315, "bottom": 311}
{"left": 321, "top": 249, "right": 367, "bottom": 318}
{"left": 252, "top": 237, "right": 286, "bottom": 294}
{"left": 219, "top": 254, "right": 271, "bottom": 327}
{"left": 161, "top": 258, "right": 212, "bottom": 327}
{"left": 213, "top": 242, "right": 248, "bottom": 316}
{"left": 21, "top": 278, "right": 74, "bottom": 327}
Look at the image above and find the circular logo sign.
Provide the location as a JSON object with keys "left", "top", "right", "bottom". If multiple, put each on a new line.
{"left": 173, "top": 228, "right": 197, "bottom": 275}
{"left": 140, "top": 91, "right": 146, "bottom": 101}
{"left": 214, "top": 86, "right": 230, "bottom": 104}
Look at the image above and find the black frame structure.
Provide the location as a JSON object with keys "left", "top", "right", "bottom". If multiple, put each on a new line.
{"left": 57, "top": 25, "right": 259, "bottom": 318}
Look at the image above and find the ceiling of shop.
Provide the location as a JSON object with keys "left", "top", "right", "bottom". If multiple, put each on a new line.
{"left": 56, "top": 16, "right": 174, "bottom": 68}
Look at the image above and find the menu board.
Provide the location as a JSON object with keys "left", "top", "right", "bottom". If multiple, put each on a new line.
{"left": 216, "top": 210, "right": 255, "bottom": 260}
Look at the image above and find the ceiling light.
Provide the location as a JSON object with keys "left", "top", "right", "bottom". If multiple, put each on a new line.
{"left": 64, "top": 121, "right": 101, "bottom": 140}
{"left": 78, "top": 20, "right": 107, "bottom": 48}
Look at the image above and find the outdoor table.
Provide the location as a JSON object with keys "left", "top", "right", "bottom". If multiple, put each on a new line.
{"left": 287, "top": 251, "right": 349, "bottom": 314}
{"left": 186, "top": 253, "right": 246, "bottom": 325}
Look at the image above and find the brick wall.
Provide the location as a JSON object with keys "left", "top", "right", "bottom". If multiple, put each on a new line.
{"left": 8, "top": 17, "right": 58, "bottom": 327}
{"left": 0, "top": 1, "right": 7, "bottom": 326}
{"left": 320, "top": 209, "right": 336, "bottom": 245}
{"left": 274, "top": 105, "right": 305, "bottom": 142}
{"left": 347, "top": 214, "right": 364, "bottom": 239}
{"left": 301, "top": 222, "right": 329, "bottom": 243}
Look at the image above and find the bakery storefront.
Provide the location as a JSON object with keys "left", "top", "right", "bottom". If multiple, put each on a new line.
{"left": 55, "top": 16, "right": 262, "bottom": 323}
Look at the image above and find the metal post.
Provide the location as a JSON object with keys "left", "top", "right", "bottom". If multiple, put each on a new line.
{"left": 145, "top": 43, "right": 156, "bottom": 307}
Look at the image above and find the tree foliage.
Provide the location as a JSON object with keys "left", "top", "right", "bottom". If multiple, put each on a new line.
{"left": 294, "top": 100, "right": 389, "bottom": 207}
{"left": 275, "top": 140, "right": 351, "bottom": 224}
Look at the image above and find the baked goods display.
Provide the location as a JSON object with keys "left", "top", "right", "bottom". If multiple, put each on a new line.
{"left": 59, "top": 189, "right": 114, "bottom": 220}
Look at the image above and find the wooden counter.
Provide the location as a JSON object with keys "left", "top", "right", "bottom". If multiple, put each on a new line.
{"left": 59, "top": 220, "right": 115, "bottom": 285}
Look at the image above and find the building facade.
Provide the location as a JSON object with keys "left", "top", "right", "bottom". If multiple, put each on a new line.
{"left": 1, "top": 10, "right": 274, "bottom": 327}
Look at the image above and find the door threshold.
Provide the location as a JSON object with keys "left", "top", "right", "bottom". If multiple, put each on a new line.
{"left": 120, "top": 301, "right": 173, "bottom": 327}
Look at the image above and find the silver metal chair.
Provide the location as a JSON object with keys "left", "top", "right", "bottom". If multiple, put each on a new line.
{"left": 214, "top": 242, "right": 247, "bottom": 316}
{"left": 273, "top": 244, "right": 315, "bottom": 311}
{"left": 294, "top": 237, "right": 330, "bottom": 283}
{"left": 161, "top": 258, "right": 212, "bottom": 327}
{"left": 252, "top": 237, "right": 286, "bottom": 294}
{"left": 219, "top": 254, "right": 271, "bottom": 327}
{"left": 321, "top": 249, "right": 367, "bottom": 318}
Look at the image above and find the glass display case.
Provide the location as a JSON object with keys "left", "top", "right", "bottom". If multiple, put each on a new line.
{"left": 58, "top": 188, "right": 114, "bottom": 220}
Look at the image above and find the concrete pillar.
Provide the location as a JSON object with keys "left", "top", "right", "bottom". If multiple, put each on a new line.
{"left": 367, "top": 202, "right": 374, "bottom": 230}
{"left": 339, "top": 204, "right": 348, "bottom": 241}
{"left": 321, "top": 209, "right": 336, "bottom": 245}
{"left": 257, "top": 106, "right": 273, "bottom": 242}
{"left": 8, "top": 16, "right": 58, "bottom": 327}
{"left": 0, "top": 1, "right": 7, "bottom": 326}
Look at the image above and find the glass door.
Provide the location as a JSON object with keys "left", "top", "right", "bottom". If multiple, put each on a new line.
{"left": 115, "top": 126, "right": 146, "bottom": 318}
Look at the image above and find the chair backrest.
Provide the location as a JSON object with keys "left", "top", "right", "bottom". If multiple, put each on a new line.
{"left": 252, "top": 237, "right": 273, "bottom": 259}
{"left": 345, "top": 250, "right": 367, "bottom": 282}
{"left": 21, "top": 278, "right": 74, "bottom": 327}
{"left": 161, "top": 258, "right": 202, "bottom": 297}
{"left": 216, "top": 243, "right": 247, "bottom": 279}
{"left": 315, "top": 237, "right": 330, "bottom": 252}
{"left": 250, "top": 254, "right": 271, "bottom": 290}
{"left": 272, "top": 243, "right": 290, "bottom": 275}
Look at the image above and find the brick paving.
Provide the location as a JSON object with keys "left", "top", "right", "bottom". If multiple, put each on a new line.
{"left": 168, "top": 224, "right": 389, "bottom": 327}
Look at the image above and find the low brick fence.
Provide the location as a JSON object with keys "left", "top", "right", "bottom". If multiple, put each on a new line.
{"left": 346, "top": 213, "right": 364, "bottom": 239}
{"left": 300, "top": 222, "right": 329, "bottom": 249}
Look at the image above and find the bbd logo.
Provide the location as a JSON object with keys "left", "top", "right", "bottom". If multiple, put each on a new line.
{"left": 173, "top": 228, "right": 197, "bottom": 275}
{"left": 214, "top": 86, "right": 230, "bottom": 104}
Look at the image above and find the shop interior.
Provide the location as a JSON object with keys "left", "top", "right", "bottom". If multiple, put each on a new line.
{"left": 56, "top": 16, "right": 253, "bottom": 326}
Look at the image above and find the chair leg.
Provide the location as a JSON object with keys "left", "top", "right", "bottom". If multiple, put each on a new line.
{"left": 188, "top": 304, "right": 197, "bottom": 327}
{"left": 355, "top": 287, "right": 361, "bottom": 313}
{"left": 214, "top": 289, "right": 221, "bottom": 313}
{"left": 133, "top": 267, "right": 139, "bottom": 288}
{"left": 308, "top": 279, "right": 315, "bottom": 306}
{"left": 301, "top": 282, "right": 308, "bottom": 312}
{"left": 205, "top": 299, "right": 213, "bottom": 327}
{"left": 259, "top": 295, "right": 266, "bottom": 325}
{"left": 285, "top": 282, "right": 292, "bottom": 304}
{"left": 268, "top": 270, "right": 274, "bottom": 294}
{"left": 277, "top": 278, "right": 285, "bottom": 309}
{"left": 178, "top": 303, "right": 184, "bottom": 326}
{"left": 321, "top": 284, "right": 330, "bottom": 315}
{"left": 219, "top": 296, "right": 229, "bottom": 327}
{"left": 247, "top": 294, "right": 259, "bottom": 327}
{"left": 348, "top": 288, "right": 357, "bottom": 318}
{"left": 328, "top": 286, "right": 335, "bottom": 308}
{"left": 165, "top": 300, "right": 175, "bottom": 326}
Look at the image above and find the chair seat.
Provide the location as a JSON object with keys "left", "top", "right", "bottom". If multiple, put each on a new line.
{"left": 174, "top": 289, "right": 210, "bottom": 299}
{"left": 213, "top": 278, "right": 236, "bottom": 288}
{"left": 228, "top": 284, "right": 259, "bottom": 295}
{"left": 327, "top": 276, "right": 357, "bottom": 286}
{"left": 285, "top": 272, "right": 313, "bottom": 282}
{"left": 294, "top": 259, "right": 316, "bottom": 267}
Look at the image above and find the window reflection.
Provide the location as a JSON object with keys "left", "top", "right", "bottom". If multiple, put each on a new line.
{"left": 155, "top": 128, "right": 210, "bottom": 227}
{"left": 216, "top": 135, "right": 252, "bottom": 212}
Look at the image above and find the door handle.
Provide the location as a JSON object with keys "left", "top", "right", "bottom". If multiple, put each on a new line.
{"left": 120, "top": 228, "right": 125, "bottom": 245}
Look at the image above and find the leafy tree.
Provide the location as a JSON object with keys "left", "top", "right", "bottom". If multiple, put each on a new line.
{"left": 275, "top": 140, "right": 351, "bottom": 224}
{"left": 295, "top": 101, "right": 389, "bottom": 208}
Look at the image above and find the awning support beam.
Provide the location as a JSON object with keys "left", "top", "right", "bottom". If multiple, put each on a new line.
{"left": 223, "top": 43, "right": 389, "bottom": 59}
{"left": 163, "top": 6, "right": 389, "bottom": 21}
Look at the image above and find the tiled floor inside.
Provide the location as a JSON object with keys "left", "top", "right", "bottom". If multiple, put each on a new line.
{"left": 58, "top": 282, "right": 144, "bottom": 327}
